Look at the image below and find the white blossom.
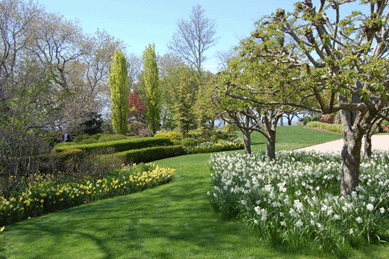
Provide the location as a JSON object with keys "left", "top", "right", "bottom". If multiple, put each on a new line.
{"left": 295, "top": 220, "right": 303, "bottom": 228}
{"left": 367, "top": 203, "right": 374, "bottom": 211}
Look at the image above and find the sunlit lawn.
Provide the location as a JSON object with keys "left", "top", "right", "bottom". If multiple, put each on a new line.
{"left": 2, "top": 126, "right": 387, "bottom": 258}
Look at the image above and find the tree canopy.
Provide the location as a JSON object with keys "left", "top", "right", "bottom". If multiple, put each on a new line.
{"left": 109, "top": 49, "right": 129, "bottom": 135}
{"left": 232, "top": 0, "right": 389, "bottom": 196}
{"left": 143, "top": 44, "right": 161, "bottom": 134}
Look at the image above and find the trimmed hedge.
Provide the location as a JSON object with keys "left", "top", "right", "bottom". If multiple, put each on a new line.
{"left": 306, "top": 121, "right": 342, "bottom": 133}
{"left": 53, "top": 137, "right": 174, "bottom": 153}
{"left": 111, "top": 145, "right": 186, "bottom": 164}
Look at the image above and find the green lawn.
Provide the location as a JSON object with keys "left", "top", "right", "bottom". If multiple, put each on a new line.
{"left": 1, "top": 126, "right": 387, "bottom": 259}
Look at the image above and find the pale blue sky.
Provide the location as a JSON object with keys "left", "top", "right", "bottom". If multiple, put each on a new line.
{"left": 36, "top": 0, "right": 365, "bottom": 73}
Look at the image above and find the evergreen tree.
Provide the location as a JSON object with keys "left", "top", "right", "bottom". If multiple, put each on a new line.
{"left": 142, "top": 44, "right": 160, "bottom": 134}
{"left": 108, "top": 49, "right": 129, "bottom": 135}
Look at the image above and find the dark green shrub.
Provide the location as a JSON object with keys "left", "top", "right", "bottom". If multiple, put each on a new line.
{"left": 73, "top": 134, "right": 90, "bottom": 143}
{"left": 181, "top": 138, "right": 199, "bottom": 147}
{"left": 54, "top": 137, "right": 174, "bottom": 154}
{"left": 171, "top": 139, "right": 181, "bottom": 145}
{"left": 91, "top": 133, "right": 105, "bottom": 140}
{"left": 112, "top": 145, "right": 185, "bottom": 164}
{"left": 210, "top": 135, "right": 219, "bottom": 142}
{"left": 79, "top": 138, "right": 98, "bottom": 144}
{"left": 98, "top": 134, "right": 127, "bottom": 142}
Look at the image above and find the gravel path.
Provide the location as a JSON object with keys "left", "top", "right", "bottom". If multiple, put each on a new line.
{"left": 296, "top": 135, "right": 389, "bottom": 153}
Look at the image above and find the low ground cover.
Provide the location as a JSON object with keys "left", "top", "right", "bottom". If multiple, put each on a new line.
{"left": 209, "top": 151, "right": 389, "bottom": 256}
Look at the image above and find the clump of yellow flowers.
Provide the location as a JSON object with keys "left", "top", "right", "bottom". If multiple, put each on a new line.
{"left": 0, "top": 163, "right": 174, "bottom": 227}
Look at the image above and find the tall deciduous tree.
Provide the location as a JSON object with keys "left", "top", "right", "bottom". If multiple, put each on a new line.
{"left": 168, "top": 4, "right": 218, "bottom": 72}
{"left": 109, "top": 49, "right": 129, "bottom": 135}
{"left": 236, "top": 0, "right": 389, "bottom": 196}
{"left": 142, "top": 44, "right": 160, "bottom": 134}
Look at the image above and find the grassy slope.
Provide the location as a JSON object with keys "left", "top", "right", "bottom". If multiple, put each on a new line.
{"left": 1, "top": 126, "right": 387, "bottom": 259}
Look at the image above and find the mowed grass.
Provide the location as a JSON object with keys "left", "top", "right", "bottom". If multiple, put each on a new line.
{"left": 2, "top": 126, "right": 386, "bottom": 259}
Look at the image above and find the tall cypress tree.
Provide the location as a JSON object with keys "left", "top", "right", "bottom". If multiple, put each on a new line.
{"left": 108, "top": 49, "right": 129, "bottom": 135}
{"left": 142, "top": 44, "right": 160, "bottom": 134}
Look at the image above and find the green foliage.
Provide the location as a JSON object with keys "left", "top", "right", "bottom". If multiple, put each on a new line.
{"left": 306, "top": 121, "right": 342, "bottom": 133}
{"left": 53, "top": 141, "right": 78, "bottom": 149}
{"left": 54, "top": 137, "right": 174, "bottom": 154}
{"left": 184, "top": 140, "right": 244, "bottom": 154}
{"left": 79, "top": 138, "right": 98, "bottom": 144}
{"left": 180, "top": 138, "right": 199, "bottom": 147}
{"left": 162, "top": 65, "right": 199, "bottom": 137}
{"left": 154, "top": 130, "right": 182, "bottom": 140}
{"left": 73, "top": 134, "right": 90, "bottom": 143}
{"left": 73, "top": 112, "right": 104, "bottom": 136}
{"left": 90, "top": 133, "right": 105, "bottom": 140}
{"left": 98, "top": 134, "right": 128, "bottom": 142}
{"left": 143, "top": 44, "right": 161, "bottom": 134}
{"left": 112, "top": 145, "right": 185, "bottom": 164}
{"left": 109, "top": 49, "right": 129, "bottom": 135}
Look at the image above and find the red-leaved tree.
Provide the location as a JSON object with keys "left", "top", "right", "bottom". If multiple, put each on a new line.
{"left": 128, "top": 90, "right": 145, "bottom": 123}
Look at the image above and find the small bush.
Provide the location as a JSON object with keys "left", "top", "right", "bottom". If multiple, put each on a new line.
{"left": 181, "top": 138, "right": 199, "bottom": 147}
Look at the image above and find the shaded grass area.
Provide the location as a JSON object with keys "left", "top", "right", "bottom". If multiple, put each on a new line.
{"left": 1, "top": 126, "right": 387, "bottom": 258}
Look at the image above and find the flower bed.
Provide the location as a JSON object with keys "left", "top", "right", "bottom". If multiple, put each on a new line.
{"left": 184, "top": 139, "right": 244, "bottom": 154}
{"left": 208, "top": 151, "right": 389, "bottom": 254}
{"left": 0, "top": 163, "right": 174, "bottom": 226}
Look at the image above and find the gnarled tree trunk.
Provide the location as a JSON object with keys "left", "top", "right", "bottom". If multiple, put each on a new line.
{"left": 266, "top": 130, "right": 276, "bottom": 161}
{"left": 340, "top": 108, "right": 368, "bottom": 196}
{"left": 242, "top": 128, "right": 252, "bottom": 155}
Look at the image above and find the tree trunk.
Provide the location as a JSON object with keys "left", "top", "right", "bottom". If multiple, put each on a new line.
{"left": 266, "top": 130, "right": 276, "bottom": 161}
{"left": 242, "top": 129, "right": 252, "bottom": 155}
{"left": 340, "top": 109, "right": 364, "bottom": 197}
{"left": 363, "top": 134, "right": 372, "bottom": 158}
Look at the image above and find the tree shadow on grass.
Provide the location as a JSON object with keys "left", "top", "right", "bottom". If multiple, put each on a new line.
{"left": 3, "top": 179, "right": 265, "bottom": 258}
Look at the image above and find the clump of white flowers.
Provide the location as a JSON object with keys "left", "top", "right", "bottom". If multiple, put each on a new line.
{"left": 208, "top": 150, "right": 389, "bottom": 253}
